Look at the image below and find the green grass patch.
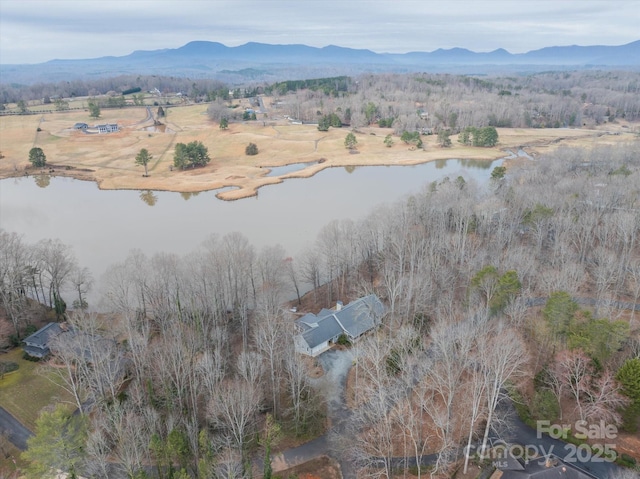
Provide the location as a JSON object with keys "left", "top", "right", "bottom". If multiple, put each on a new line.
{"left": 0, "top": 349, "right": 72, "bottom": 431}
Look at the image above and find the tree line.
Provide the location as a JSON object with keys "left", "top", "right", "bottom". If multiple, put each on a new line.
{"left": 245, "top": 70, "right": 640, "bottom": 133}
{"left": 2, "top": 142, "right": 640, "bottom": 477}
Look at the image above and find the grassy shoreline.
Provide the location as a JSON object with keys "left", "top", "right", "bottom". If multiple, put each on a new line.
{"left": 1, "top": 105, "right": 636, "bottom": 200}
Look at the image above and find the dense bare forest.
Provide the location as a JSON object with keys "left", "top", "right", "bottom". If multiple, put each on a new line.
{"left": 4, "top": 71, "right": 640, "bottom": 137}
{"left": 207, "top": 71, "right": 640, "bottom": 134}
{"left": 2, "top": 138, "right": 640, "bottom": 477}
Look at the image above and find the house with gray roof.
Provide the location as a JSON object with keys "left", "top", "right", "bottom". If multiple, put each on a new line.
{"left": 22, "top": 322, "right": 68, "bottom": 358}
{"left": 492, "top": 452, "right": 598, "bottom": 479}
{"left": 294, "top": 294, "right": 384, "bottom": 357}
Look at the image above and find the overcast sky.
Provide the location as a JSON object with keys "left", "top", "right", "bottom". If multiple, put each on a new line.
{"left": 0, "top": 0, "right": 638, "bottom": 65}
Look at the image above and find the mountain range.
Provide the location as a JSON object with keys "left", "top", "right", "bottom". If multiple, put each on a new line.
{"left": 2, "top": 40, "right": 639, "bottom": 84}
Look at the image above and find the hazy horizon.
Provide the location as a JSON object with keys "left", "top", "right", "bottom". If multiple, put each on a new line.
{"left": 1, "top": 0, "right": 638, "bottom": 65}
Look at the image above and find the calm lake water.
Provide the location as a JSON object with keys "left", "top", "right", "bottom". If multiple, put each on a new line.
{"left": 0, "top": 158, "right": 503, "bottom": 295}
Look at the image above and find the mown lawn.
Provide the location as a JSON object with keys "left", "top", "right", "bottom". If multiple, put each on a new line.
{"left": 0, "top": 348, "right": 72, "bottom": 431}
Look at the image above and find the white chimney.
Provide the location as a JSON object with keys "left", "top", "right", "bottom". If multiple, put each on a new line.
{"left": 336, "top": 301, "right": 343, "bottom": 311}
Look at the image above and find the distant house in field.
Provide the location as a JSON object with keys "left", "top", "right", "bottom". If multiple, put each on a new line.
{"left": 73, "top": 122, "right": 88, "bottom": 130}
{"left": 22, "top": 322, "right": 68, "bottom": 358}
{"left": 294, "top": 294, "right": 385, "bottom": 357}
{"left": 95, "top": 123, "right": 118, "bottom": 134}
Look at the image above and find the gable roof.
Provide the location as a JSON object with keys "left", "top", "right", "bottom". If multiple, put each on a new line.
{"left": 335, "top": 294, "right": 385, "bottom": 338}
{"left": 295, "top": 294, "right": 384, "bottom": 349}
{"left": 23, "top": 322, "right": 64, "bottom": 347}
{"left": 499, "top": 455, "right": 598, "bottom": 479}
{"left": 300, "top": 315, "right": 343, "bottom": 348}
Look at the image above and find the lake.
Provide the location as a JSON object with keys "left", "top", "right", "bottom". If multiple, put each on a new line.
{"left": 0, "top": 157, "right": 503, "bottom": 298}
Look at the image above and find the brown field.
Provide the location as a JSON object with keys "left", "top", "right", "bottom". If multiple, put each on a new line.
{"left": 1, "top": 104, "right": 637, "bottom": 200}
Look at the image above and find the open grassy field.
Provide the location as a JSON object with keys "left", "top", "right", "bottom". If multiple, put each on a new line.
{"left": 0, "top": 348, "right": 73, "bottom": 432}
{"left": 1, "top": 103, "right": 637, "bottom": 200}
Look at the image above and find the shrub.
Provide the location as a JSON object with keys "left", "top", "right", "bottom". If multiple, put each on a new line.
{"left": 245, "top": 142, "right": 259, "bottom": 156}
{"left": 0, "top": 361, "right": 19, "bottom": 377}
{"left": 531, "top": 389, "right": 560, "bottom": 422}
{"left": 616, "top": 453, "right": 636, "bottom": 467}
{"left": 336, "top": 333, "right": 351, "bottom": 346}
{"left": 23, "top": 352, "right": 41, "bottom": 362}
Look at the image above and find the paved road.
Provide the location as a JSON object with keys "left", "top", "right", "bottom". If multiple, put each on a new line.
{"left": 497, "top": 399, "right": 622, "bottom": 479}
{"left": 271, "top": 349, "right": 625, "bottom": 479}
{"left": 0, "top": 406, "right": 32, "bottom": 450}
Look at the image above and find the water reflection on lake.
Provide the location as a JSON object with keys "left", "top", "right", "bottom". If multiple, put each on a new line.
{"left": 0, "top": 158, "right": 503, "bottom": 287}
{"left": 263, "top": 161, "right": 320, "bottom": 177}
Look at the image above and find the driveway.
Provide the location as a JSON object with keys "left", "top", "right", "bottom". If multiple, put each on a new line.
{"left": 313, "top": 349, "right": 358, "bottom": 478}
{"left": 265, "top": 349, "right": 355, "bottom": 476}
{"left": 496, "top": 399, "right": 622, "bottom": 479}
{"left": 0, "top": 406, "right": 32, "bottom": 450}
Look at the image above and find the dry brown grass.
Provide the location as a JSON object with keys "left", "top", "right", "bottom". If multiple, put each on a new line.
{"left": 1, "top": 105, "right": 637, "bottom": 200}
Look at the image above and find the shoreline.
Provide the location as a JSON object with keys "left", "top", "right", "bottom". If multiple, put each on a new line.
{"left": 1, "top": 105, "right": 636, "bottom": 201}
{"left": 3, "top": 147, "right": 528, "bottom": 201}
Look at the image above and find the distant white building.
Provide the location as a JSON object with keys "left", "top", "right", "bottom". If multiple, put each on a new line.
{"left": 95, "top": 123, "right": 118, "bottom": 134}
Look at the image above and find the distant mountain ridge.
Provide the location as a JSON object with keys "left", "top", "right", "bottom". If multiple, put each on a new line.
{"left": 2, "top": 40, "right": 639, "bottom": 84}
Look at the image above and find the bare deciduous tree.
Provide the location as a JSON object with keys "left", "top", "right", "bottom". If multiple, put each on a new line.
{"left": 209, "top": 379, "right": 261, "bottom": 456}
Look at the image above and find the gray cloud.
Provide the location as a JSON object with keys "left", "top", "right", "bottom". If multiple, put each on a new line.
{"left": 0, "top": 0, "right": 638, "bottom": 64}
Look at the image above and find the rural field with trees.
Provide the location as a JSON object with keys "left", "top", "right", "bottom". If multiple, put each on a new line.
{"left": 1, "top": 68, "right": 640, "bottom": 479}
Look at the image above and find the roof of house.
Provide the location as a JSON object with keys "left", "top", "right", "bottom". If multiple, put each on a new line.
{"left": 296, "top": 294, "right": 384, "bottom": 349}
{"left": 300, "top": 315, "right": 344, "bottom": 348}
{"left": 334, "top": 294, "right": 385, "bottom": 337}
{"left": 23, "top": 322, "right": 64, "bottom": 347}
{"left": 499, "top": 455, "right": 598, "bottom": 479}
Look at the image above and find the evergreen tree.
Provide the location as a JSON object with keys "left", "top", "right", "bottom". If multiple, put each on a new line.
{"left": 135, "top": 148, "right": 152, "bottom": 176}
{"left": 173, "top": 141, "right": 210, "bottom": 169}
{"left": 22, "top": 405, "right": 88, "bottom": 479}
{"left": 88, "top": 101, "right": 100, "bottom": 118}
{"left": 28, "top": 147, "right": 46, "bottom": 167}
{"left": 344, "top": 132, "right": 358, "bottom": 149}
{"left": 617, "top": 358, "right": 640, "bottom": 431}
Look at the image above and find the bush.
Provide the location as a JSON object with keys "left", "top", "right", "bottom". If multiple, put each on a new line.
{"left": 531, "top": 389, "right": 560, "bottom": 422}
{"left": 25, "top": 324, "right": 37, "bottom": 336}
{"left": 0, "top": 361, "right": 19, "bottom": 377}
{"left": 23, "top": 352, "right": 41, "bottom": 362}
{"left": 616, "top": 453, "right": 637, "bottom": 467}
{"left": 245, "top": 143, "right": 259, "bottom": 156}
{"left": 336, "top": 333, "right": 351, "bottom": 346}
{"left": 507, "top": 384, "right": 535, "bottom": 428}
